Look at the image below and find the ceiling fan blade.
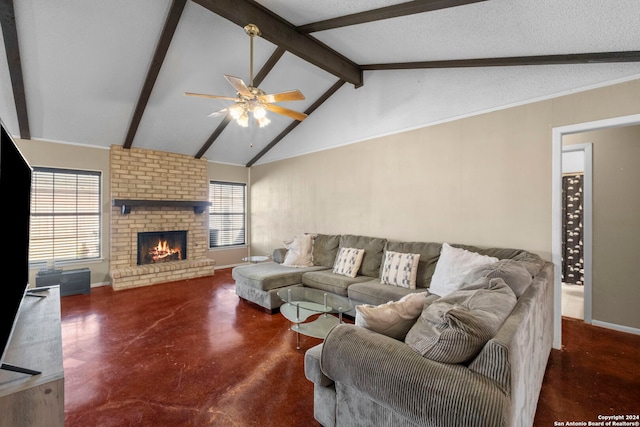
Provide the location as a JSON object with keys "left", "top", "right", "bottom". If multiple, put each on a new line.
{"left": 224, "top": 75, "right": 252, "bottom": 98}
{"left": 207, "top": 107, "right": 229, "bottom": 117}
{"left": 265, "top": 104, "right": 308, "bottom": 121}
{"left": 259, "top": 90, "right": 305, "bottom": 104}
{"left": 184, "top": 92, "right": 237, "bottom": 101}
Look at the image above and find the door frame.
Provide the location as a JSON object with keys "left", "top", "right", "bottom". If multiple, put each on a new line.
{"left": 552, "top": 113, "right": 640, "bottom": 349}
{"left": 561, "top": 143, "right": 592, "bottom": 323}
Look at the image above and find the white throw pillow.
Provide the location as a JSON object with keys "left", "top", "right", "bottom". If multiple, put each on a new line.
{"left": 282, "top": 234, "right": 314, "bottom": 267}
{"left": 355, "top": 292, "right": 432, "bottom": 340}
{"left": 333, "top": 247, "right": 365, "bottom": 278}
{"left": 380, "top": 251, "right": 420, "bottom": 289}
{"left": 429, "top": 243, "right": 498, "bottom": 297}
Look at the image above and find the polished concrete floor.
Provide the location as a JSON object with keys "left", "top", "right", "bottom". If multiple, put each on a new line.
{"left": 60, "top": 268, "right": 640, "bottom": 426}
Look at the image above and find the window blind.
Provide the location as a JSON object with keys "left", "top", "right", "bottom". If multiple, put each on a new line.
{"left": 30, "top": 168, "right": 101, "bottom": 264}
{"left": 209, "top": 181, "right": 246, "bottom": 248}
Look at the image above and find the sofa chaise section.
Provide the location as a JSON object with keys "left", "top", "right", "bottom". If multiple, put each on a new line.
{"left": 233, "top": 233, "right": 341, "bottom": 311}
{"left": 233, "top": 262, "right": 328, "bottom": 311}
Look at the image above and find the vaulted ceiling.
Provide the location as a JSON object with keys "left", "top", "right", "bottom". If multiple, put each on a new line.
{"left": 2, "top": 0, "right": 640, "bottom": 166}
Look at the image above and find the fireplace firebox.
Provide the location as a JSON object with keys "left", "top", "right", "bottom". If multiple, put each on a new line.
{"left": 137, "top": 230, "right": 187, "bottom": 265}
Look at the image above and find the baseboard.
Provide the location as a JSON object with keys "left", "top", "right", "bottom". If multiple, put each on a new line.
{"left": 92, "top": 281, "right": 110, "bottom": 288}
{"left": 214, "top": 263, "right": 244, "bottom": 270}
{"left": 591, "top": 319, "right": 640, "bottom": 336}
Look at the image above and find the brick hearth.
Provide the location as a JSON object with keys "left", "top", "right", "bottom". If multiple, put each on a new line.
{"left": 109, "top": 146, "right": 215, "bottom": 290}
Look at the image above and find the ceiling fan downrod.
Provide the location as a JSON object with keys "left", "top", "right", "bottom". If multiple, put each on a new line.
{"left": 244, "top": 24, "right": 260, "bottom": 88}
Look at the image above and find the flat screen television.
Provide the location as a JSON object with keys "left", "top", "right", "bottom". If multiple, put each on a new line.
{"left": 0, "top": 117, "right": 33, "bottom": 373}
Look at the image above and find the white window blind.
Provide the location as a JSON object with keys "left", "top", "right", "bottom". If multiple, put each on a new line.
{"left": 209, "top": 181, "right": 246, "bottom": 248}
{"left": 30, "top": 168, "right": 101, "bottom": 264}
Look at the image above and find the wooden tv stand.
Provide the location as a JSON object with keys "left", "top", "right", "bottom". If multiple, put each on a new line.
{"left": 0, "top": 286, "right": 64, "bottom": 427}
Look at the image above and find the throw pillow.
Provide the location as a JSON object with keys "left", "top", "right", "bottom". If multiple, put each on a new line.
{"left": 466, "top": 259, "right": 533, "bottom": 297}
{"left": 405, "top": 277, "right": 517, "bottom": 364}
{"left": 380, "top": 251, "right": 421, "bottom": 289}
{"left": 333, "top": 247, "right": 365, "bottom": 278}
{"left": 429, "top": 243, "right": 498, "bottom": 297}
{"left": 355, "top": 292, "right": 436, "bottom": 340}
{"left": 282, "top": 234, "right": 314, "bottom": 267}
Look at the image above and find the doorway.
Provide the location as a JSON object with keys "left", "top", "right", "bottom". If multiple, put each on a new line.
{"left": 552, "top": 113, "right": 640, "bottom": 349}
{"left": 560, "top": 145, "right": 590, "bottom": 321}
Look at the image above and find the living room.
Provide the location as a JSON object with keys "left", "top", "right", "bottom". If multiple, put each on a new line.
{"left": 2, "top": 1, "right": 640, "bottom": 426}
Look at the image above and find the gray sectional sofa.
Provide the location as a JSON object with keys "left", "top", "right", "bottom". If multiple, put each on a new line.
{"left": 232, "top": 233, "right": 554, "bottom": 427}
{"left": 233, "top": 233, "right": 546, "bottom": 316}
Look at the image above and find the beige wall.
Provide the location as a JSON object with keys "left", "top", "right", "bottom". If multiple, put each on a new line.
{"left": 250, "top": 78, "right": 640, "bottom": 328}
{"left": 16, "top": 140, "right": 112, "bottom": 287}
{"left": 251, "top": 102, "right": 552, "bottom": 256}
{"left": 206, "top": 162, "right": 250, "bottom": 267}
{"left": 564, "top": 125, "right": 640, "bottom": 329}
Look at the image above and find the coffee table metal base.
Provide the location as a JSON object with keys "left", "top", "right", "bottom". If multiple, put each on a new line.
{"left": 289, "top": 314, "right": 340, "bottom": 349}
{"left": 277, "top": 288, "right": 352, "bottom": 349}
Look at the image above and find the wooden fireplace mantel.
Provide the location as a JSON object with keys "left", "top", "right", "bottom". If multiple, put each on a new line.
{"left": 112, "top": 199, "right": 211, "bottom": 214}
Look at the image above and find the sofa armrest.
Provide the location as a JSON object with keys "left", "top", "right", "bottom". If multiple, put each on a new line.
{"left": 305, "top": 343, "right": 333, "bottom": 387}
{"left": 321, "top": 324, "right": 509, "bottom": 427}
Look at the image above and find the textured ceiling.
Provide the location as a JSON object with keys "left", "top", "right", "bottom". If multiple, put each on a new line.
{"left": 1, "top": 0, "right": 639, "bottom": 166}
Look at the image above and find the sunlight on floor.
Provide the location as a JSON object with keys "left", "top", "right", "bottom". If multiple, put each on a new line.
{"left": 561, "top": 282, "right": 584, "bottom": 320}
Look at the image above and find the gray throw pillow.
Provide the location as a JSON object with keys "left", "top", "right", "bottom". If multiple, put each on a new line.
{"left": 404, "top": 277, "right": 517, "bottom": 364}
{"left": 466, "top": 259, "right": 533, "bottom": 297}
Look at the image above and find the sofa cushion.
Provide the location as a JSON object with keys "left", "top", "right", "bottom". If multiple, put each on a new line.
{"left": 429, "top": 243, "right": 498, "bottom": 297}
{"left": 302, "top": 270, "right": 372, "bottom": 296}
{"left": 232, "top": 262, "right": 327, "bottom": 291}
{"left": 380, "top": 251, "right": 420, "bottom": 289}
{"left": 333, "top": 247, "right": 365, "bottom": 278}
{"left": 311, "top": 234, "right": 341, "bottom": 268}
{"left": 405, "top": 277, "right": 517, "bottom": 364}
{"left": 467, "top": 258, "right": 533, "bottom": 297}
{"left": 282, "top": 234, "right": 314, "bottom": 267}
{"left": 348, "top": 279, "right": 423, "bottom": 306}
{"left": 355, "top": 292, "right": 439, "bottom": 340}
{"left": 339, "top": 234, "right": 387, "bottom": 278}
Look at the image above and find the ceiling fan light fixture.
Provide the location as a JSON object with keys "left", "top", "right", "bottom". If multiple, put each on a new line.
{"left": 237, "top": 111, "right": 249, "bottom": 127}
{"left": 229, "top": 103, "right": 244, "bottom": 120}
{"left": 257, "top": 116, "right": 270, "bottom": 128}
{"left": 253, "top": 105, "right": 267, "bottom": 119}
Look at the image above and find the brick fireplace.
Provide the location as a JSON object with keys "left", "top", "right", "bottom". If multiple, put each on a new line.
{"left": 109, "top": 146, "right": 215, "bottom": 290}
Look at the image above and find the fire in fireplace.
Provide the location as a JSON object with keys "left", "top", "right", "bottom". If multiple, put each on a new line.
{"left": 137, "top": 230, "right": 187, "bottom": 265}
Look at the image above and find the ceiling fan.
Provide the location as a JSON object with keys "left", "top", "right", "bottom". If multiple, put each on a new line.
{"left": 184, "top": 24, "right": 307, "bottom": 128}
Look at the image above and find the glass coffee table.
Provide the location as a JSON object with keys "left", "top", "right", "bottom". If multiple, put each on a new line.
{"left": 277, "top": 287, "right": 352, "bottom": 349}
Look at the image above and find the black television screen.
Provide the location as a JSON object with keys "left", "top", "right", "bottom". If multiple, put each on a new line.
{"left": 0, "top": 118, "right": 32, "bottom": 369}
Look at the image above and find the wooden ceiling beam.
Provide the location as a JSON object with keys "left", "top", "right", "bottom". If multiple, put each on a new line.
{"left": 191, "top": 0, "right": 363, "bottom": 87}
{"left": 246, "top": 79, "right": 346, "bottom": 167}
{"left": 123, "top": 0, "right": 186, "bottom": 149}
{"left": 298, "top": 0, "right": 488, "bottom": 33}
{"left": 362, "top": 51, "right": 640, "bottom": 70}
{"left": 0, "top": 0, "right": 30, "bottom": 139}
{"left": 194, "top": 47, "right": 286, "bottom": 159}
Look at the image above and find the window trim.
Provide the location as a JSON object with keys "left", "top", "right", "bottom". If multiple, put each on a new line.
{"left": 208, "top": 180, "right": 247, "bottom": 249}
{"left": 29, "top": 167, "right": 102, "bottom": 266}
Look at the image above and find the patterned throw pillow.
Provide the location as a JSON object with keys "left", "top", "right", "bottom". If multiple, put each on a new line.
{"left": 381, "top": 251, "right": 420, "bottom": 289}
{"left": 333, "top": 247, "right": 365, "bottom": 278}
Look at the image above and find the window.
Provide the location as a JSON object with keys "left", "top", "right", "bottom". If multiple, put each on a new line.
{"left": 209, "top": 181, "right": 246, "bottom": 248}
{"left": 30, "top": 168, "right": 101, "bottom": 264}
